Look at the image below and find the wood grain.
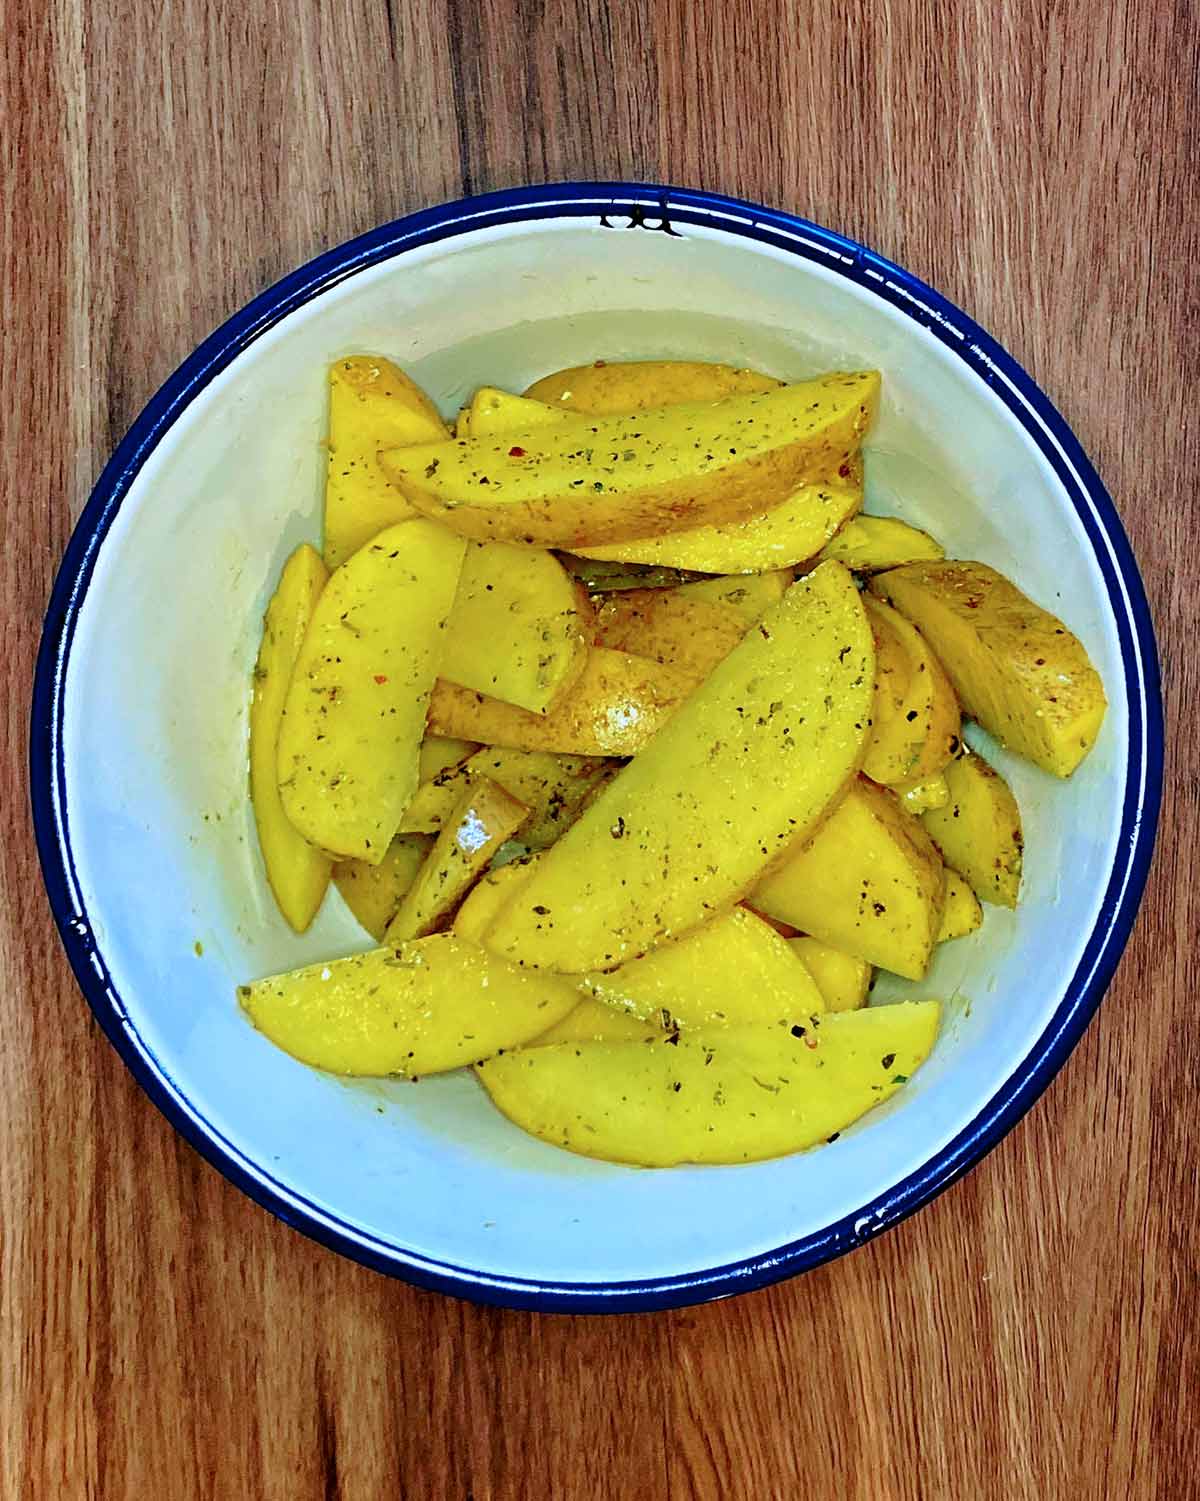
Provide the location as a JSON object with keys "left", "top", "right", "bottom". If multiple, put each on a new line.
{"left": 3, "top": 0, "right": 1197, "bottom": 1495}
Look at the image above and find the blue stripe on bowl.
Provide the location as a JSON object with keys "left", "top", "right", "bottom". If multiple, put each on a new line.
{"left": 30, "top": 184, "right": 1163, "bottom": 1312}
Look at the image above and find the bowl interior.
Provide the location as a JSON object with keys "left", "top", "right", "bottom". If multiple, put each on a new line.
{"left": 53, "top": 211, "right": 1130, "bottom": 1295}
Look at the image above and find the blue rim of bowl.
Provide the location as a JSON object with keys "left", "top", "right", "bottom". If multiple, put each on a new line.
{"left": 30, "top": 183, "right": 1163, "bottom": 1312}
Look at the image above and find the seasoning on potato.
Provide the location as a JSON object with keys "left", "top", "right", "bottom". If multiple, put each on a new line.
{"left": 242, "top": 354, "right": 1107, "bottom": 1168}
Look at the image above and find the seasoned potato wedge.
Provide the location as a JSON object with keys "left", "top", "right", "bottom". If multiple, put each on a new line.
{"left": 523, "top": 359, "right": 782, "bottom": 412}
{"left": 385, "top": 777, "right": 529, "bottom": 943}
{"left": 898, "top": 772, "right": 950, "bottom": 815}
{"left": 249, "top": 544, "right": 333, "bottom": 931}
{"left": 862, "top": 596, "right": 961, "bottom": 786}
{"left": 381, "top": 374, "right": 880, "bottom": 547}
{"left": 819, "top": 514, "right": 944, "bottom": 572}
{"left": 324, "top": 356, "right": 448, "bottom": 568}
{"left": 277, "top": 519, "right": 466, "bottom": 861}
{"left": 467, "top": 387, "right": 561, "bottom": 436}
{"left": 579, "top": 906, "right": 825, "bottom": 1028}
{"left": 787, "top": 938, "right": 872, "bottom": 1013}
{"left": 399, "top": 747, "right": 614, "bottom": 846}
{"left": 938, "top": 870, "right": 983, "bottom": 941}
{"left": 869, "top": 561, "right": 1106, "bottom": 777}
{"left": 417, "top": 736, "right": 478, "bottom": 783}
{"left": 535, "top": 1000, "right": 662, "bottom": 1045}
{"left": 240, "top": 935, "right": 578, "bottom": 1077}
{"left": 922, "top": 749, "right": 1024, "bottom": 907}
{"left": 483, "top": 562, "right": 874, "bottom": 973}
{"left": 453, "top": 855, "right": 542, "bottom": 943}
{"left": 592, "top": 588, "right": 749, "bottom": 677}
{"left": 442, "top": 542, "right": 588, "bottom": 712}
{"left": 673, "top": 571, "right": 793, "bottom": 622}
{"left": 427, "top": 648, "right": 696, "bottom": 756}
{"left": 752, "top": 777, "right": 947, "bottom": 980}
{"left": 478, "top": 1002, "right": 941, "bottom": 1165}
{"left": 332, "top": 834, "right": 433, "bottom": 941}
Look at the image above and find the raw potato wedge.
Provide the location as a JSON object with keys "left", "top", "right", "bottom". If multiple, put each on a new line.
{"left": 535, "top": 999, "right": 662, "bottom": 1045}
{"left": 427, "top": 648, "right": 696, "bottom": 756}
{"left": 277, "top": 519, "right": 467, "bottom": 862}
{"left": 333, "top": 834, "right": 433, "bottom": 942}
{"left": 380, "top": 374, "right": 881, "bottom": 547}
{"left": 592, "top": 589, "right": 749, "bottom": 678}
{"left": 921, "top": 749, "right": 1024, "bottom": 907}
{"left": 240, "top": 934, "right": 578, "bottom": 1077}
{"left": 478, "top": 1001, "right": 941, "bottom": 1166}
{"left": 249, "top": 544, "right": 332, "bottom": 931}
{"left": 869, "top": 561, "right": 1106, "bottom": 777}
{"left": 862, "top": 595, "right": 961, "bottom": 786}
{"left": 898, "top": 772, "right": 950, "bottom": 815}
{"left": 788, "top": 938, "right": 872, "bottom": 1013}
{"left": 579, "top": 907, "right": 826, "bottom": 1028}
{"left": 385, "top": 777, "right": 529, "bottom": 943}
{"left": 673, "top": 571, "right": 793, "bottom": 622}
{"left": 938, "top": 871, "right": 983, "bottom": 941}
{"left": 324, "top": 356, "right": 448, "bottom": 568}
{"left": 441, "top": 541, "right": 589, "bottom": 712}
{"left": 453, "top": 855, "right": 542, "bottom": 943}
{"left": 418, "top": 736, "right": 478, "bottom": 782}
{"left": 523, "top": 359, "right": 782, "bottom": 412}
{"left": 483, "top": 562, "right": 875, "bottom": 973}
{"left": 399, "top": 747, "right": 615, "bottom": 845}
{"left": 819, "top": 515, "right": 945, "bottom": 572}
{"left": 467, "top": 387, "right": 562, "bottom": 435}
{"left": 752, "top": 778, "right": 947, "bottom": 980}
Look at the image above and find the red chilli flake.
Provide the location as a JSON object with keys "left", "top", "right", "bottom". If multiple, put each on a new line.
{"left": 508, "top": 446, "right": 526, "bottom": 457}
{"left": 373, "top": 674, "right": 389, "bottom": 685}
{"left": 838, "top": 462, "right": 852, "bottom": 479}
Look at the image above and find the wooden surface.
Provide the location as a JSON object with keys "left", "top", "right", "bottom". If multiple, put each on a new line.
{"left": 3, "top": 1, "right": 1196, "bottom": 1496}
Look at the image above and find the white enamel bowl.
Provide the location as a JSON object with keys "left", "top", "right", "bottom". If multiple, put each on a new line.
{"left": 32, "top": 185, "right": 1162, "bottom": 1310}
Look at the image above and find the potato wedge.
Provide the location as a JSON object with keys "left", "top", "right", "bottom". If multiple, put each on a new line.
{"left": 819, "top": 514, "right": 944, "bottom": 572}
{"left": 385, "top": 777, "right": 529, "bottom": 943}
{"left": 427, "top": 647, "right": 696, "bottom": 756}
{"left": 673, "top": 571, "right": 793, "bottom": 622}
{"left": 454, "top": 405, "right": 472, "bottom": 438}
{"left": 921, "top": 749, "right": 1024, "bottom": 907}
{"left": 441, "top": 541, "right": 588, "bottom": 712}
{"left": 418, "top": 736, "right": 478, "bottom": 783}
{"left": 862, "top": 596, "right": 961, "bottom": 785}
{"left": 580, "top": 907, "right": 825, "bottom": 1028}
{"left": 938, "top": 871, "right": 983, "bottom": 941}
{"left": 483, "top": 562, "right": 874, "bottom": 973}
{"left": 453, "top": 855, "right": 542, "bottom": 943}
{"left": 478, "top": 1001, "right": 941, "bottom": 1165}
{"left": 240, "top": 934, "right": 578, "bottom": 1077}
{"left": 535, "top": 1000, "right": 662, "bottom": 1045}
{"left": 523, "top": 359, "right": 782, "bottom": 412}
{"left": 592, "top": 588, "right": 749, "bottom": 678}
{"left": 333, "top": 834, "right": 433, "bottom": 942}
{"left": 898, "top": 772, "right": 950, "bottom": 815}
{"left": 869, "top": 561, "right": 1106, "bottom": 777}
{"left": 467, "top": 387, "right": 562, "bottom": 435}
{"left": 249, "top": 544, "right": 332, "bottom": 931}
{"left": 381, "top": 374, "right": 880, "bottom": 547}
{"left": 277, "top": 519, "right": 467, "bottom": 861}
{"left": 752, "top": 778, "right": 946, "bottom": 980}
{"left": 324, "top": 356, "right": 448, "bottom": 568}
{"left": 787, "top": 938, "right": 872, "bottom": 1013}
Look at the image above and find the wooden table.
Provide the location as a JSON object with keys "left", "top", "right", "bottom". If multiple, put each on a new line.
{"left": 4, "top": 2, "right": 1195, "bottom": 1495}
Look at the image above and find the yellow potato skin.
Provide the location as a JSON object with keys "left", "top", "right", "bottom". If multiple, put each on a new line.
{"left": 240, "top": 935, "right": 579, "bottom": 1077}
{"left": 752, "top": 778, "right": 947, "bottom": 980}
{"left": 478, "top": 1001, "right": 941, "bottom": 1166}
{"left": 938, "top": 870, "right": 984, "bottom": 941}
{"left": 324, "top": 356, "right": 448, "bottom": 568}
{"left": 441, "top": 541, "right": 589, "bottom": 713}
{"left": 380, "top": 374, "right": 880, "bottom": 548}
{"left": 862, "top": 596, "right": 962, "bottom": 786}
{"left": 427, "top": 647, "right": 696, "bottom": 756}
{"left": 819, "top": 514, "right": 945, "bottom": 572}
{"left": 787, "top": 938, "right": 872, "bottom": 1012}
{"left": 385, "top": 777, "right": 529, "bottom": 943}
{"left": 580, "top": 907, "right": 825, "bottom": 1028}
{"left": 869, "top": 561, "right": 1106, "bottom": 777}
{"left": 523, "top": 359, "right": 782, "bottom": 412}
{"left": 277, "top": 519, "right": 467, "bottom": 862}
{"left": 249, "top": 544, "right": 332, "bottom": 931}
{"left": 483, "top": 562, "right": 875, "bottom": 973}
{"left": 333, "top": 834, "right": 433, "bottom": 941}
{"left": 921, "top": 749, "right": 1024, "bottom": 908}
{"left": 592, "top": 589, "right": 749, "bottom": 678}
